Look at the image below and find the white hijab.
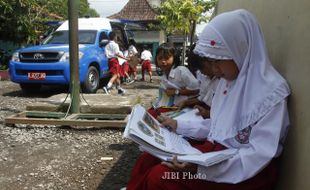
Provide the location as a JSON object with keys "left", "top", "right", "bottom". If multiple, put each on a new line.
{"left": 194, "top": 9, "right": 290, "bottom": 141}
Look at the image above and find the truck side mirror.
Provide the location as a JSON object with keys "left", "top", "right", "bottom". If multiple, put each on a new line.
{"left": 100, "top": 39, "right": 109, "bottom": 47}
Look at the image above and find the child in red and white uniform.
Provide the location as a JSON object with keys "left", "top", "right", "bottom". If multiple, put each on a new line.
{"left": 125, "top": 9, "right": 291, "bottom": 190}
{"left": 127, "top": 39, "right": 139, "bottom": 81}
{"left": 140, "top": 46, "right": 153, "bottom": 82}
{"left": 104, "top": 32, "right": 128, "bottom": 95}
{"left": 148, "top": 43, "right": 200, "bottom": 118}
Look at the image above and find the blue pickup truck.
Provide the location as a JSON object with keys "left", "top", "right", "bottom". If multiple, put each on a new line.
{"left": 9, "top": 17, "right": 136, "bottom": 93}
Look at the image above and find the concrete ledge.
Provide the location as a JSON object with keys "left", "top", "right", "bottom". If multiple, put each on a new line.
{"left": 26, "top": 93, "right": 141, "bottom": 114}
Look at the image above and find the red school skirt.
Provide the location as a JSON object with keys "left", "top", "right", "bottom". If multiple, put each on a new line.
{"left": 108, "top": 58, "right": 120, "bottom": 75}
{"left": 121, "top": 61, "right": 130, "bottom": 77}
{"left": 141, "top": 60, "right": 152, "bottom": 73}
{"left": 126, "top": 140, "right": 278, "bottom": 190}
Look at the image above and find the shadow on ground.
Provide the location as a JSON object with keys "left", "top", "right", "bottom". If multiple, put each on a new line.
{"left": 96, "top": 142, "right": 141, "bottom": 190}
{"left": 2, "top": 85, "right": 70, "bottom": 98}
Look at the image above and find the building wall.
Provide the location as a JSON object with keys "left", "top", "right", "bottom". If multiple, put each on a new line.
{"left": 215, "top": 1, "right": 310, "bottom": 189}
{"left": 133, "top": 31, "right": 161, "bottom": 43}
{"left": 146, "top": 0, "right": 161, "bottom": 8}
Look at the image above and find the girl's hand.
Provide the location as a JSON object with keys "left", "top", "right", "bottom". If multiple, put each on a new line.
{"left": 175, "top": 100, "right": 186, "bottom": 110}
{"left": 157, "top": 115, "right": 177, "bottom": 132}
{"left": 165, "top": 88, "right": 177, "bottom": 97}
{"left": 162, "top": 156, "right": 198, "bottom": 173}
{"left": 194, "top": 105, "right": 210, "bottom": 119}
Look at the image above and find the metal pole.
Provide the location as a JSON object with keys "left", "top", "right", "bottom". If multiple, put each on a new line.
{"left": 68, "top": 0, "right": 80, "bottom": 113}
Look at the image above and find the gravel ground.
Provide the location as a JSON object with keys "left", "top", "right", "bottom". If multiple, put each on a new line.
{"left": 0, "top": 77, "right": 160, "bottom": 190}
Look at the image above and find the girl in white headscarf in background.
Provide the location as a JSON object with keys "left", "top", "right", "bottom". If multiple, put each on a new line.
{"left": 125, "top": 9, "right": 290, "bottom": 190}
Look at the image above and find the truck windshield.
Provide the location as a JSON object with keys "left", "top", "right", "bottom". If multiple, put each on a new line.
{"left": 43, "top": 30, "right": 97, "bottom": 44}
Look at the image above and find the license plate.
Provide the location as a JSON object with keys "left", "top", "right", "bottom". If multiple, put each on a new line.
{"left": 28, "top": 72, "right": 46, "bottom": 80}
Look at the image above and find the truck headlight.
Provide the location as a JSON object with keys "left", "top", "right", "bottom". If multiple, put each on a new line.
{"left": 12, "top": 52, "right": 20, "bottom": 62}
{"left": 59, "top": 52, "right": 84, "bottom": 62}
{"left": 59, "top": 52, "right": 70, "bottom": 62}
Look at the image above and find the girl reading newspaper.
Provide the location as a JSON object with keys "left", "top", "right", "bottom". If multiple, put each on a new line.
{"left": 125, "top": 9, "right": 290, "bottom": 190}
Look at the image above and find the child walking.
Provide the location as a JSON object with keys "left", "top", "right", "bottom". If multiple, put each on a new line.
{"left": 127, "top": 39, "right": 139, "bottom": 81}
{"left": 125, "top": 9, "right": 290, "bottom": 190}
{"left": 118, "top": 51, "right": 133, "bottom": 84}
{"left": 103, "top": 32, "right": 128, "bottom": 95}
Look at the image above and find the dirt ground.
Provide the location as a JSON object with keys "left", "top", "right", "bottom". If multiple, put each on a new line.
{"left": 0, "top": 77, "right": 160, "bottom": 190}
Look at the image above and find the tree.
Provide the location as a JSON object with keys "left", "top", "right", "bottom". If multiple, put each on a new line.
{"left": 156, "top": 0, "right": 217, "bottom": 63}
{"left": 0, "top": 0, "right": 99, "bottom": 45}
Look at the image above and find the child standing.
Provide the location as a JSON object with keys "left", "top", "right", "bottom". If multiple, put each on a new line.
{"left": 149, "top": 43, "right": 200, "bottom": 118}
{"left": 125, "top": 9, "right": 290, "bottom": 190}
{"left": 140, "top": 46, "right": 153, "bottom": 82}
{"left": 103, "top": 32, "right": 128, "bottom": 95}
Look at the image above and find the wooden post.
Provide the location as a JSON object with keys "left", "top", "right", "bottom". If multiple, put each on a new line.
{"left": 68, "top": 0, "right": 80, "bottom": 113}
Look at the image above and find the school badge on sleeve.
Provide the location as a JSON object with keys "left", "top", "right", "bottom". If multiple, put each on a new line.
{"left": 235, "top": 126, "right": 252, "bottom": 144}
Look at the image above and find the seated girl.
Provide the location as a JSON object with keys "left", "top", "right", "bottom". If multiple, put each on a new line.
{"left": 125, "top": 9, "right": 290, "bottom": 190}
{"left": 176, "top": 43, "right": 219, "bottom": 119}
{"left": 149, "top": 43, "right": 200, "bottom": 118}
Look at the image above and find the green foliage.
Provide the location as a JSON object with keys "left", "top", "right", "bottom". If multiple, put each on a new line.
{"left": 156, "top": 0, "right": 217, "bottom": 35}
{"left": 0, "top": 0, "right": 99, "bottom": 45}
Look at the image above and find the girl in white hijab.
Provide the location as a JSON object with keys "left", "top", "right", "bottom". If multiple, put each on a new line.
{"left": 126, "top": 9, "right": 290, "bottom": 190}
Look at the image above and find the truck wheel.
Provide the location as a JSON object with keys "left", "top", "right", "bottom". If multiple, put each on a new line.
{"left": 20, "top": 83, "right": 42, "bottom": 93}
{"left": 82, "top": 66, "right": 99, "bottom": 93}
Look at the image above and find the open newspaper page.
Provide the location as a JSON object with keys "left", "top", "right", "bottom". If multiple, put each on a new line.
{"left": 153, "top": 87, "right": 175, "bottom": 108}
{"left": 123, "top": 104, "right": 201, "bottom": 155}
{"left": 162, "top": 108, "right": 203, "bottom": 121}
{"left": 123, "top": 104, "right": 238, "bottom": 167}
{"left": 140, "top": 146, "right": 237, "bottom": 167}
{"left": 153, "top": 79, "right": 188, "bottom": 108}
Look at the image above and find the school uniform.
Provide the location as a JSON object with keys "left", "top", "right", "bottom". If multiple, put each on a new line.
{"left": 126, "top": 9, "right": 291, "bottom": 190}
{"left": 105, "top": 40, "right": 120, "bottom": 75}
{"left": 118, "top": 51, "right": 128, "bottom": 78}
{"left": 160, "top": 66, "right": 199, "bottom": 106}
{"left": 121, "top": 61, "right": 129, "bottom": 77}
{"left": 196, "top": 70, "right": 219, "bottom": 107}
{"left": 127, "top": 45, "right": 138, "bottom": 73}
{"left": 148, "top": 66, "right": 200, "bottom": 118}
{"left": 128, "top": 45, "right": 138, "bottom": 56}
{"left": 140, "top": 50, "right": 152, "bottom": 73}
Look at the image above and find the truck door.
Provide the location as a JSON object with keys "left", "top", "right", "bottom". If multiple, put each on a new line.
{"left": 98, "top": 31, "right": 109, "bottom": 72}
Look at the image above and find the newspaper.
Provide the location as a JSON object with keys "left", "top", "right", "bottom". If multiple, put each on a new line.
{"left": 154, "top": 79, "right": 188, "bottom": 107}
{"left": 162, "top": 108, "right": 202, "bottom": 121}
{"left": 123, "top": 104, "right": 238, "bottom": 167}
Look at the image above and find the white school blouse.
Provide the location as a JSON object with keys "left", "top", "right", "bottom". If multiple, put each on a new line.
{"left": 105, "top": 41, "right": 120, "bottom": 59}
{"left": 140, "top": 50, "right": 152, "bottom": 61}
{"left": 195, "top": 71, "right": 210, "bottom": 100}
{"left": 197, "top": 74, "right": 219, "bottom": 107}
{"left": 128, "top": 45, "right": 138, "bottom": 56}
{"left": 160, "top": 66, "right": 199, "bottom": 106}
{"left": 178, "top": 99, "right": 289, "bottom": 183}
